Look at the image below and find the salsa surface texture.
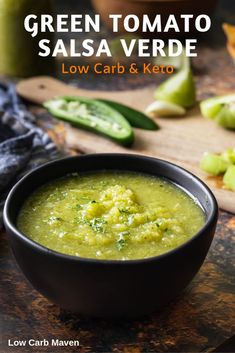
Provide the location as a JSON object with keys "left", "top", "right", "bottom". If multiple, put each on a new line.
{"left": 17, "top": 172, "right": 205, "bottom": 260}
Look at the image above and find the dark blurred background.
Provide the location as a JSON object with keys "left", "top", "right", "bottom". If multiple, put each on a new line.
{"left": 219, "top": 0, "right": 235, "bottom": 10}
{"left": 56, "top": 0, "right": 235, "bottom": 13}
{"left": 54, "top": 0, "right": 235, "bottom": 53}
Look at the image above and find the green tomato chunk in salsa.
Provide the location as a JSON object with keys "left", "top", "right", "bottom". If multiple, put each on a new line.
{"left": 17, "top": 172, "right": 205, "bottom": 260}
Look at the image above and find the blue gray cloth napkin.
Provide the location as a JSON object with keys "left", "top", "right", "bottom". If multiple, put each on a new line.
{"left": 0, "top": 83, "right": 59, "bottom": 228}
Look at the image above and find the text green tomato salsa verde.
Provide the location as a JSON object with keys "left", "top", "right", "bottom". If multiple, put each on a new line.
{"left": 17, "top": 172, "right": 205, "bottom": 260}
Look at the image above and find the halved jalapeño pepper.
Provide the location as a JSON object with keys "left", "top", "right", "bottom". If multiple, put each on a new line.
{"left": 98, "top": 99, "right": 159, "bottom": 130}
{"left": 43, "top": 96, "right": 134, "bottom": 146}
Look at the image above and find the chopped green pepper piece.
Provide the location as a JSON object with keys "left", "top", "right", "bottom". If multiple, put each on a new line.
{"left": 223, "top": 165, "right": 235, "bottom": 191}
{"left": 200, "top": 94, "right": 235, "bottom": 129}
{"left": 99, "top": 99, "right": 159, "bottom": 130}
{"left": 222, "top": 148, "right": 235, "bottom": 164}
{"left": 43, "top": 96, "right": 134, "bottom": 146}
{"left": 200, "top": 152, "right": 230, "bottom": 176}
{"left": 215, "top": 105, "right": 235, "bottom": 129}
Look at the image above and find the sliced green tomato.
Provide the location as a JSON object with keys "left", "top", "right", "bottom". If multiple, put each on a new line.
{"left": 146, "top": 100, "right": 186, "bottom": 117}
{"left": 43, "top": 96, "right": 134, "bottom": 146}
{"left": 99, "top": 99, "right": 159, "bottom": 130}
{"left": 154, "top": 69, "right": 196, "bottom": 108}
{"left": 200, "top": 152, "right": 230, "bottom": 176}
{"left": 223, "top": 165, "right": 235, "bottom": 191}
{"left": 200, "top": 94, "right": 235, "bottom": 129}
{"left": 215, "top": 105, "right": 235, "bottom": 129}
{"left": 200, "top": 94, "right": 235, "bottom": 119}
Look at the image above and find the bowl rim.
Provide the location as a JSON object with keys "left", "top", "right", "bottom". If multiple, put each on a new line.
{"left": 3, "top": 153, "right": 218, "bottom": 265}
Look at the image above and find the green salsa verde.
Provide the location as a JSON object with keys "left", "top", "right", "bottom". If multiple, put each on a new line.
{"left": 17, "top": 172, "right": 205, "bottom": 260}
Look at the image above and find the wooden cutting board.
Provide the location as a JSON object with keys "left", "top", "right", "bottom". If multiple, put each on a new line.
{"left": 17, "top": 76, "right": 235, "bottom": 214}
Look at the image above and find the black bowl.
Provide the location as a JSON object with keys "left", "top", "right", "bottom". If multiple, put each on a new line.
{"left": 3, "top": 154, "right": 218, "bottom": 318}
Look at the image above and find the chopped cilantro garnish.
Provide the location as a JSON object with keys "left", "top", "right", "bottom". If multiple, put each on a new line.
{"left": 117, "top": 239, "right": 126, "bottom": 251}
{"left": 49, "top": 216, "right": 63, "bottom": 221}
{"left": 118, "top": 208, "right": 130, "bottom": 214}
{"left": 116, "top": 231, "right": 130, "bottom": 251}
{"left": 76, "top": 217, "right": 90, "bottom": 226}
{"left": 47, "top": 216, "right": 63, "bottom": 225}
{"left": 90, "top": 217, "right": 107, "bottom": 233}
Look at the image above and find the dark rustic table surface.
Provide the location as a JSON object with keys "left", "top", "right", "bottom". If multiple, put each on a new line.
{"left": 0, "top": 1, "right": 235, "bottom": 352}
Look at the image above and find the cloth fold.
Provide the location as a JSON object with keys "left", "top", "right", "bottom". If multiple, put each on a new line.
{"left": 0, "top": 83, "right": 59, "bottom": 227}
